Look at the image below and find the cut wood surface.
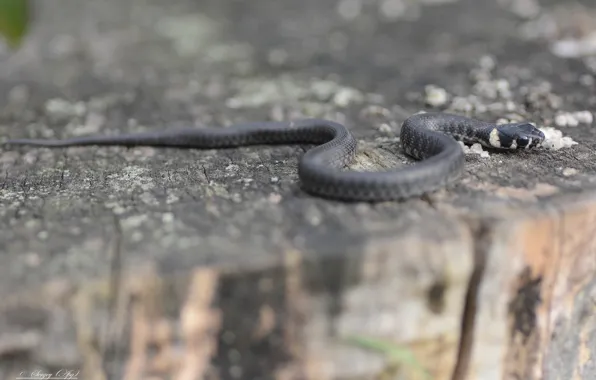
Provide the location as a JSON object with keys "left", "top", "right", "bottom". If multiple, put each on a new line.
{"left": 0, "top": 0, "right": 595, "bottom": 379}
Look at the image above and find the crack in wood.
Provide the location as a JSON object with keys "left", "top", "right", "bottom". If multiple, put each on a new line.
{"left": 451, "top": 218, "right": 492, "bottom": 380}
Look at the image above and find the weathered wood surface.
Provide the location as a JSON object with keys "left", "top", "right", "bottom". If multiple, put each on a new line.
{"left": 0, "top": 0, "right": 595, "bottom": 379}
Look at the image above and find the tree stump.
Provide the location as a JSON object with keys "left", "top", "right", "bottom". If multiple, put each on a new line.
{"left": 0, "top": 0, "right": 594, "bottom": 379}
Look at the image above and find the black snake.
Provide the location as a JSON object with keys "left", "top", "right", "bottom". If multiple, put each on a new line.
{"left": 3, "top": 112, "right": 545, "bottom": 201}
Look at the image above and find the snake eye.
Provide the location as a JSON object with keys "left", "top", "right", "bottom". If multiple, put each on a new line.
{"left": 517, "top": 135, "right": 530, "bottom": 147}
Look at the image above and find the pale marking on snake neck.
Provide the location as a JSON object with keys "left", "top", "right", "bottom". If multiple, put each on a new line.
{"left": 510, "top": 140, "right": 517, "bottom": 150}
{"left": 489, "top": 128, "right": 501, "bottom": 148}
{"left": 525, "top": 138, "right": 532, "bottom": 149}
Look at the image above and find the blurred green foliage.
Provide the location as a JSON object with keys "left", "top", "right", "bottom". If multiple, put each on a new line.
{"left": 343, "top": 335, "right": 432, "bottom": 380}
{"left": 0, "top": 0, "right": 28, "bottom": 48}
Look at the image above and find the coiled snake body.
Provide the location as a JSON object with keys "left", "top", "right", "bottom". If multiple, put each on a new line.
{"left": 4, "top": 112, "right": 545, "bottom": 202}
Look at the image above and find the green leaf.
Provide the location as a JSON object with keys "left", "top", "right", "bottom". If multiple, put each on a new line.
{"left": 0, "top": 0, "right": 29, "bottom": 48}
{"left": 342, "top": 335, "right": 432, "bottom": 380}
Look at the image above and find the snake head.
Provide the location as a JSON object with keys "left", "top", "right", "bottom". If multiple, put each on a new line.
{"left": 495, "top": 122, "right": 545, "bottom": 150}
